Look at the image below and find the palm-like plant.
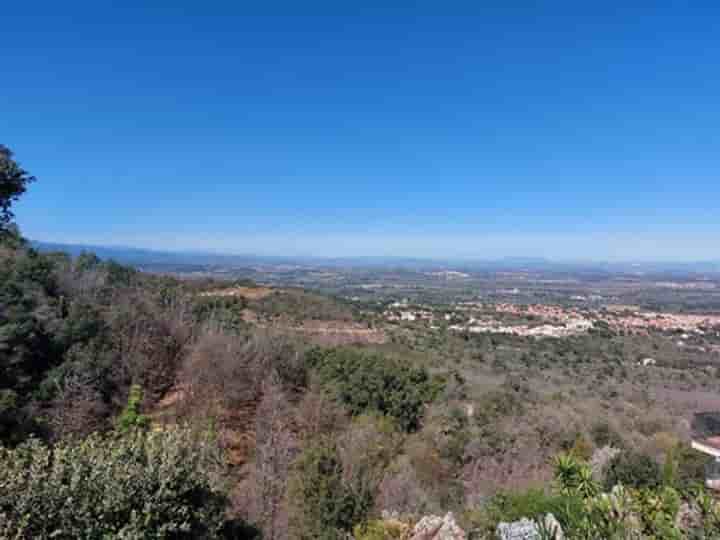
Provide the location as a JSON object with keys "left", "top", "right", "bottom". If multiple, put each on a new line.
{"left": 554, "top": 452, "right": 599, "bottom": 499}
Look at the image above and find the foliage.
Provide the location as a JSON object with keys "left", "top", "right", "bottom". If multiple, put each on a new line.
{"left": 590, "top": 421, "right": 624, "bottom": 449}
{"left": 306, "top": 347, "right": 441, "bottom": 432}
{"left": 0, "top": 234, "right": 188, "bottom": 444}
{"left": 289, "top": 437, "right": 373, "bottom": 540}
{"left": 570, "top": 434, "right": 594, "bottom": 461}
{"left": 0, "top": 247, "right": 66, "bottom": 441}
{"left": 692, "top": 487, "right": 720, "bottom": 538}
{"left": 192, "top": 294, "right": 249, "bottom": 332}
{"left": 604, "top": 450, "right": 662, "bottom": 491}
{"left": 353, "top": 519, "right": 408, "bottom": 540}
{"left": 0, "top": 426, "right": 231, "bottom": 538}
{"left": 0, "top": 145, "right": 35, "bottom": 231}
{"left": 473, "top": 382, "right": 529, "bottom": 431}
{"left": 466, "top": 488, "right": 585, "bottom": 539}
{"left": 554, "top": 452, "right": 600, "bottom": 499}
{"left": 251, "top": 289, "right": 356, "bottom": 323}
{"left": 670, "top": 443, "right": 712, "bottom": 493}
{"left": 633, "top": 486, "right": 681, "bottom": 539}
{"left": 581, "top": 484, "right": 640, "bottom": 539}
{"left": 116, "top": 383, "right": 150, "bottom": 432}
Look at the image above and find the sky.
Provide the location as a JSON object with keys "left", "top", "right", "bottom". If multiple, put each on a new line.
{"left": 4, "top": 2, "right": 720, "bottom": 261}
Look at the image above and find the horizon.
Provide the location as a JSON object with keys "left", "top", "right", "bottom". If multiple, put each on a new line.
{"left": 7, "top": 3, "right": 720, "bottom": 260}
{"left": 31, "top": 238, "right": 720, "bottom": 267}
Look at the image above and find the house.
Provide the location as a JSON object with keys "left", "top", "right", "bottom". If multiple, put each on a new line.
{"left": 641, "top": 357, "right": 657, "bottom": 367}
{"left": 691, "top": 413, "right": 720, "bottom": 490}
{"left": 691, "top": 438, "right": 720, "bottom": 491}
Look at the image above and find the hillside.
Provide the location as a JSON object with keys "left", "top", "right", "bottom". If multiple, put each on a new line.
{"left": 4, "top": 146, "right": 720, "bottom": 539}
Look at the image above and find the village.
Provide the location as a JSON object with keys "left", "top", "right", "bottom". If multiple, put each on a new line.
{"left": 384, "top": 299, "right": 720, "bottom": 339}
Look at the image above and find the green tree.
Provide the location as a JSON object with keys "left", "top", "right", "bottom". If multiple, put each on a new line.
{"left": 0, "top": 145, "right": 35, "bottom": 232}
{"left": 604, "top": 450, "right": 662, "bottom": 491}
{"left": 0, "top": 250, "right": 62, "bottom": 441}
{"left": 289, "top": 438, "right": 372, "bottom": 540}
{"left": 306, "top": 347, "right": 441, "bottom": 432}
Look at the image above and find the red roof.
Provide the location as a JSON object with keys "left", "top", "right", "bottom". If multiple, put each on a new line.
{"left": 704, "top": 437, "right": 720, "bottom": 451}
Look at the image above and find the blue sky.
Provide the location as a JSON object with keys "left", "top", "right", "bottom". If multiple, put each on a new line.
{"left": 5, "top": 2, "right": 720, "bottom": 260}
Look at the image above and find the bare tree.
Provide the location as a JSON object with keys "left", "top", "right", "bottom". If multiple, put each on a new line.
{"left": 47, "top": 375, "right": 108, "bottom": 441}
{"left": 243, "top": 375, "right": 296, "bottom": 540}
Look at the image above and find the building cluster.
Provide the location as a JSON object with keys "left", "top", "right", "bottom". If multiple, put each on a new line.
{"left": 600, "top": 309, "right": 720, "bottom": 334}
{"left": 384, "top": 300, "right": 434, "bottom": 322}
{"left": 384, "top": 299, "right": 720, "bottom": 341}
{"left": 448, "top": 317, "right": 593, "bottom": 338}
{"left": 426, "top": 270, "right": 470, "bottom": 279}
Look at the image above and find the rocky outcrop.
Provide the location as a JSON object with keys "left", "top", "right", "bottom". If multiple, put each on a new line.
{"left": 409, "top": 512, "right": 466, "bottom": 540}
{"left": 497, "top": 513, "right": 563, "bottom": 540}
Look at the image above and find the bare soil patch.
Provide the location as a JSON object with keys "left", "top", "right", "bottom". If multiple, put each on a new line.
{"left": 200, "top": 286, "right": 274, "bottom": 300}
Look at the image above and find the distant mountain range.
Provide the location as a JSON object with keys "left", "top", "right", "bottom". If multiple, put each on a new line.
{"left": 32, "top": 240, "right": 720, "bottom": 275}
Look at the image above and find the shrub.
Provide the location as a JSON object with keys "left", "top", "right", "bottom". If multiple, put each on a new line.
{"left": 289, "top": 437, "right": 372, "bottom": 540}
{"left": 192, "top": 295, "right": 248, "bottom": 332}
{"left": 669, "top": 443, "right": 711, "bottom": 492}
{"left": 0, "top": 426, "right": 231, "bottom": 538}
{"left": 634, "top": 486, "right": 682, "bottom": 539}
{"left": 116, "top": 383, "right": 150, "bottom": 432}
{"left": 353, "top": 519, "right": 408, "bottom": 540}
{"left": 604, "top": 450, "right": 662, "bottom": 491}
{"left": 306, "top": 347, "right": 440, "bottom": 432}
{"left": 474, "top": 387, "right": 526, "bottom": 428}
{"left": 570, "top": 434, "right": 594, "bottom": 461}
{"left": 590, "top": 421, "right": 624, "bottom": 448}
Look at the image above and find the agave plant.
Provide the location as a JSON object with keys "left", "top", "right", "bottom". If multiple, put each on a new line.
{"left": 533, "top": 516, "right": 562, "bottom": 540}
{"left": 554, "top": 452, "right": 600, "bottom": 499}
{"left": 584, "top": 486, "right": 640, "bottom": 540}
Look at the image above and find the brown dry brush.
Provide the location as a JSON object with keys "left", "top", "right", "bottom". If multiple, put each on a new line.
{"left": 46, "top": 374, "right": 109, "bottom": 441}
{"left": 110, "top": 291, "right": 194, "bottom": 406}
{"left": 237, "top": 375, "right": 298, "bottom": 540}
{"left": 295, "top": 380, "right": 350, "bottom": 441}
{"left": 376, "top": 454, "right": 435, "bottom": 517}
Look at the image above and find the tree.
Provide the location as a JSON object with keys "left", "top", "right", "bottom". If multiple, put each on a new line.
{"left": 250, "top": 376, "right": 295, "bottom": 540}
{"left": 305, "top": 347, "right": 441, "bottom": 432}
{"left": 604, "top": 450, "right": 662, "bottom": 491}
{"left": 289, "top": 437, "right": 371, "bottom": 540}
{"left": 0, "top": 145, "right": 35, "bottom": 232}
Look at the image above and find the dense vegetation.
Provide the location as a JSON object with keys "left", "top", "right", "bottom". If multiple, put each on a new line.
{"left": 0, "top": 427, "right": 229, "bottom": 538}
{"left": 306, "top": 347, "right": 442, "bottom": 432}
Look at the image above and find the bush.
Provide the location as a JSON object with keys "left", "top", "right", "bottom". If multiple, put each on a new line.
{"left": 670, "top": 443, "right": 712, "bottom": 492}
{"left": 306, "top": 347, "right": 441, "bottom": 432}
{"left": 590, "top": 421, "right": 624, "bottom": 448}
{"left": 289, "top": 437, "right": 372, "bottom": 540}
{"left": 604, "top": 450, "right": 662, "bottom": 491}
{"left": 353, "top": 519, "right": 408, "bottom": 540}
{"left": 116, "top": 383, "right": 150, "bottom": 432}
{"left": 192, "top": 295, "right": 248, "bottom": 332}
{"left": 0, "top": 426, "right": 231, "bottom": 538}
